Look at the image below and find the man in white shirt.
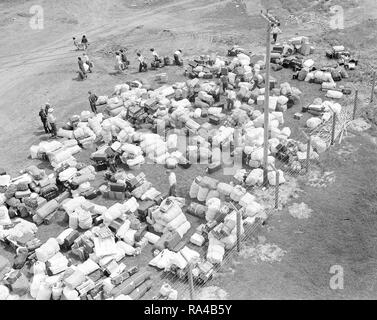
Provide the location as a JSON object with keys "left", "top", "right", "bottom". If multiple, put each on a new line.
{"left": 115, "top": 52, "right": 125, "bottom": 71}
{"left": 150, "top": 48, "right": 161, "bottom": 62}
{"left": 47, "top": 108, "right": 57, "bottom": 138}
{"left": 173, "top": 49, "right": 183, "bottom": 66}
{"left": 271, "top": 24, "right": 282, "bottom": 44}
{"left": 167, "top": 170, "right": 177, "bottom": 197}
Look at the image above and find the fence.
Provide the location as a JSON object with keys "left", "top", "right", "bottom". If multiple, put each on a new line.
{"left": 146, "top": 81, "right": 370, "bottom": 300}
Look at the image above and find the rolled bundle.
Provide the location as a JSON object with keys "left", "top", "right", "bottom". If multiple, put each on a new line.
{"left": 78, "top": 209, "right": 92, "bottom": 230}
{"left": 230, "top": 185, "right": 246, "bottom": 202}
{"left": 197, "top": 185, "right": 210, "bottom": 202}
{"left": 37, "top": 199, "right": 59, "bottom": 219}
{"left": 57, "top": 128, "right": 74, "bottom": 139}
{"left": 217, "top": 182, "right": 234, "bottom": 197}
{"left": 189, "top": 177, "right": 202, "bottom": 199}
{"left": 206, "top": 197, "right": 221, "bottom": 222}
{"left": 35, "top": 238, "right": 60, "bottom": 262}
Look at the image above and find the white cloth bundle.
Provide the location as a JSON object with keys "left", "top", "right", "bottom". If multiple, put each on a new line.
{"left": 239, "top": 193, "right": 256, "bottom": 208}
{"left": 268, "top": 170, "right": 286, "bottom": 186}
{"left": 306, "top": 117, "right": 322, "bottom": 129}
{"left": 36, "top": 238, "right": 60, "bottom": 263}
{"left": 245, "top": 201, "right": 263, "bottom": 217}
{"left": 77, "top": 208, "right": 92, "bottom": 230}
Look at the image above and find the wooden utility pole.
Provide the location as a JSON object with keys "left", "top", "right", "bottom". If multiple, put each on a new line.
{"left": 260, "top": 11, "right": 279, "bottom": 185}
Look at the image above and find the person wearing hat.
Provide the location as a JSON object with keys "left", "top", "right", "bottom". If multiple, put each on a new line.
{"left": 47, "top": 108, "right": 57, "bottom": 138}
{"left": 173, "top": 49, "right": 183, "bottom": 66}
{"left": 88, "top": 91, "right": 98, "bottom": 114}
{"left": 39, "top": 106, "right": 50, "bottom": 134}
{"left": 167, "top": 170, "right": 177, "bottom": 197}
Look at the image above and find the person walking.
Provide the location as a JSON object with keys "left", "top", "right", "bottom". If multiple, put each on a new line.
{"left": 167, "top": 170, "right": 177, "bottom": 197}
{"left": 115, "top": 52, "right": 125, "bottom": 71}
{"left": 78, "top": 57, "right": 87, "bottom": 80}
{"left": 120, "top": 49, "right": 128, "bottom": 68}
{"left": 47, "top": 108, "right": 57, "bottom": 138}
{"left": 137, "top": 53, "right": 147, "bottom": 72}
{"left": 81, "top": 35, "right": 89, "bottom": 50}
{"left": 88, "top": 91, "right": 98, "bottom": 114}
{"left": 39, "top": 106, "right": 50, "bottom": 134}
{"left": 83, "top": 53, "right": 92, "bottom": 73}
{"left": 271, "top": 24, "right": 282, "bottom": 44}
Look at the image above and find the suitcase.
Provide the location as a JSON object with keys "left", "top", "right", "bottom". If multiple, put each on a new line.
{"left": 137, "top": 200, "right": 155, "bottom": 221}
{"left": 134, "top": 223, "right": 148, "bottom": 242}
{"left": 165, "top": 231, "right": 182, "bottom": 251}
{"left": 342, "top": 87, "right": 352, "bottom": 95}
{"left": 209, "top": 115, "right": 220, "bottom": 125}
{"left": 178, "top": 158, "right": 192, "bottom": 169}
{"left": 94, "top": 162, "right": 108, "bottom": 172}
{"left": 82, "top": 188, "right": 99, "bottom": 200}
{"left": 206, "top": 162, "right": 222, "bottom": 174}
{"left": 271, "top": 63, "right": 283, "bottom": 71}
{"left": 92, "top": 154, "right": 108, "bottom": 162}
{"left": 109, "top": 183, "right": 126, "bottom": 192}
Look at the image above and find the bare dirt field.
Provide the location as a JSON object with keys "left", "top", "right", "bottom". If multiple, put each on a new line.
{"left": 1, "top": 0, "right": 377, "bottom": 299}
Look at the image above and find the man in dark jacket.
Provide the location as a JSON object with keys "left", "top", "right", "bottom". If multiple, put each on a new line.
{"left": 39, "top": 106, "right": 50, "bottom": 134}
{"left": 120, "top": 49, "right": 128, "bottom": 69}
{"left": 88, "top": 91, "right": 98, "bottom": 114}
{"left": 78, "top": 57, "right": 87, "bottom": 80}
{"left": 81, "top": 35, "right": 89, "bottom": 50}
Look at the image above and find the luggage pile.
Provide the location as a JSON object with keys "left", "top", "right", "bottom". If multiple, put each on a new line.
{"left": 1, "top": 44, "right": 320, "bottom": 299}
{"left": 325, "top": 45, "right": 359, "bottom": 70}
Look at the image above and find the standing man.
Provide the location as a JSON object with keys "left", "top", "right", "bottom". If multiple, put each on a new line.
{"left": 271, "top": 24, "right": 282, "bottom": 44}
{"left": 219, "top": 74, "right": 229, "bottom": 95}
{"left": 226, "top": 89, "right": 236, "bottom": 111}
{"left": 115, "top": 52, "right": 125, "bottom": 71}
{"left": 137, "top": 53, "right": 147, "bottom": 72}
{"left": 47, "top": 108, "right": 57, "bottom": 138}
{"left": 173, "top": 49, "right": 183, "bottom": 66}
{"left": 78, "top": 57, "right": 87, "bottom": 80}
{"left": 81, "top": 35, "right": 89, "bottom": 50}
{"left": 39, "top": 106, "right": 50, "bottom": 134}
{"left": 83, "top": 53, "right": 92, "bottom": 73}
{"left": 120, "top": 49, "right": 128, "bottom": 68}
{"left": 88, "top": 91, "right": 98, "bottom": 114}
{"left": 167, "top": 170, "right": 177, "bottom": 197}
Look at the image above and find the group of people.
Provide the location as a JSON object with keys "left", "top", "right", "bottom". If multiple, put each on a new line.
{"left": 38, "top": 103, "right": 57, "bottom": 138}
{"left": 73, "top": 35, "right": 89, "bottom": 51}
{"left": 114, "top": 48, "right": 183, "bottom": 73}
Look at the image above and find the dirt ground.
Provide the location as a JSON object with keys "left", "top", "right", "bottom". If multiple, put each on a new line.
{"left": 1, "top": 0, "right": 377, "bottom": 299}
